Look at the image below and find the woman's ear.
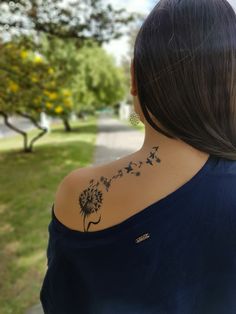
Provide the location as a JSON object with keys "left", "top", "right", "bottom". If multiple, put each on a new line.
{"left": 130, "top": 59, "right": 138, "bottom": 96}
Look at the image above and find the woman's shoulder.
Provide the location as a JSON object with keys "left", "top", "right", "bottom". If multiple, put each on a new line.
{"left": 52, "top": 148, "right": 164, "bottom": 233}
{"left": 53, "top": 148, "right": 164, "bottom": 233}
{"left": 53, "top": 165, "right": 100, "bottom": 231}
{"left": 53, "top": 156, "right": 132, "bottom": 233}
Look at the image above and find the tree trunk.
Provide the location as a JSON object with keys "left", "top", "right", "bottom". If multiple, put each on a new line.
{"left": 16, "top": 111, "right": 48, "bottom": 152}
{"left": 62, "top": 117, "right": 72, "bottom": 132}
{"left": 0, "top": 111, "right": 29, "bottom": 153}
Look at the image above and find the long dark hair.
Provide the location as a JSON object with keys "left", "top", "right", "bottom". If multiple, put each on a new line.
{"left": 134, "top": 0, "right": 236, "bottom": 160}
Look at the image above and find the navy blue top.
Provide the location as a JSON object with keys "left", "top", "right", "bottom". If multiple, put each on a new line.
{"left": 40, "top": 155, "right": 236, "bottom": 314}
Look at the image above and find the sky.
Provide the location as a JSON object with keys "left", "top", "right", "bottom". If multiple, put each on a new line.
{"left": 103, "top": 0, "right": 236, "bottom": 65}
{"left": 103, "top": 0, "right": 155, "bottom": 65}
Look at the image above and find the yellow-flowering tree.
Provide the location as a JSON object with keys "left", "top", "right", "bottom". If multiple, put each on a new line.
{"left": 38, "top": 36, "right": 87, "bottom": 132}
{"left": 0, "top": 36, "right": 128, "bottom": 148}
{"left": 43, "top": 88, "right": 74, "bottom": 131}
{"left": 0, "top": 39, "right": 56, "bottom": 152}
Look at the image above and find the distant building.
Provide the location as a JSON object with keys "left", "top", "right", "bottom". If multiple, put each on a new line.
{"left": 40, "top": 112, "right": 51, "bottom": 132}
{"left": 119, "top": 102, "right": 133, "bottom": 121}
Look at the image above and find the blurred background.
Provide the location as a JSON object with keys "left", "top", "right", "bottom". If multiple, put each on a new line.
{"left": 0, "top": 1, "right": 153, "bottom": 313}
{"left": 0, "top": 0, "right": 235, "bottom": 313}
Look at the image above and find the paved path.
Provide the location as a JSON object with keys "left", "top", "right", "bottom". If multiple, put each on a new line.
{"left": 0, "top": 116, "right": 62, "bottom": 138}
{"left": 93, "top": 113, "right": 144, "bottom": 165}
{"left": 26, "top": 113, "right": 144, "bottom": 314}
{"left": 0, "top": 116, "right": 35, "bottom": 138}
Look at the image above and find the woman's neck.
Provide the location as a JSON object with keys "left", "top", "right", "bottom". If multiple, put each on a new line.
{"left": 137, "top": 122, "right": 209, "bottom": 169}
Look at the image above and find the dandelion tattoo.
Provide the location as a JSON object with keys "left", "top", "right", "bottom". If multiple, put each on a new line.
{"left": 78, "top": 146, "right": 161, "bottom": 232}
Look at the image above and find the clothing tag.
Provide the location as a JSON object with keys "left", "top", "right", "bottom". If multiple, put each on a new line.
{"left": 135, "top": 233, "right": 150, "bottom": 244}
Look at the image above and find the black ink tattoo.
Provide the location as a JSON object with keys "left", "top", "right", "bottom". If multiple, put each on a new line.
{"left": 146, "top": 158, "right": 153, "bottom": 166}
{"left": 78, "top": 146, "right": 161, "bottom": 232}
{"left": 79, "top": 179, "right": 103, "bottom": 232}
{"left": 124, "top": 162, "right": 133, "bottom": 173}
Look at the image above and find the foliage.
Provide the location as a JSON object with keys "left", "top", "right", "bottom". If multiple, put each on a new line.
{"left": 0, "top": 35, "right": 128, "bottom": 115}
{"left": 0, "top": 39, "right": 54, "bottom": 117}
{"left": 36, "top": 36, "right": 127, "bottom": 121}
{"left": 38, "top": 35, "right": 85, "bottom": 122}
{"left": 76, "top": 42, "right": 128, "bottom": 109}
{"left": 0, "top": 0, "right": 135, "bottom": 45}
{"left": 0, "top": 35, "right": 127, "bottom": 139}
{"left": 0, "top": 38, "right": 56, "bottom": 151}
{"left": 0, "top": 0, "right": 136, "bottom": 140}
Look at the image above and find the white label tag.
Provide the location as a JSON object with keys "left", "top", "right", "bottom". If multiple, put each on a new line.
{"left": 135, "top": 233, "right": 150, "bottom": 244}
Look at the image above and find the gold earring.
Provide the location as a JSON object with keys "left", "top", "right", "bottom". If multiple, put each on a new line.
{"left": 129, "top": 111, "right": 140, "bottom": 126}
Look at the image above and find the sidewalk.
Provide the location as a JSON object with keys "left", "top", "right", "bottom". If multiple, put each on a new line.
{"left": 0, "top": 116, "right": 61, "bottom": 138}
{"left": 93, "top": 113, "right": 144, "bottom": 165}
{"left": 0, "top": 116, "right": 36, "bottom": 138}
{"left": 26, "top": 114, "right": 144, "bottom": 314}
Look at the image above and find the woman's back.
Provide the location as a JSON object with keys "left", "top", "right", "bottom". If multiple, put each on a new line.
{"left": 40, "top": 0, "right": 236, "bottom": 311}
{"left": 40, "top": 155, "right": 236, "bottom": 314}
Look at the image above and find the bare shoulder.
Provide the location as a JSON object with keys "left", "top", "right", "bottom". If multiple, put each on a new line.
{"left": 53, "top": 147, "right": 162, "bottom": 232}
{"left": 53, "top": 164, "right": 104, "bottom": 232}
{"left": 53, "top": 159, "right": 123, "bottom": 232}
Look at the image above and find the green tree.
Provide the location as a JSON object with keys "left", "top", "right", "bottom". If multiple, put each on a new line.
{"left": 39, "top": 37, "right": 127, "bottom": 130}
{"left": 77, "top": 43, "right": 127, "bottom": 110}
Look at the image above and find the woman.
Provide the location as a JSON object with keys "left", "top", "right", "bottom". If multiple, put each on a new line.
{"left": 40, "top": 0, "right": 236, "bottom": 313}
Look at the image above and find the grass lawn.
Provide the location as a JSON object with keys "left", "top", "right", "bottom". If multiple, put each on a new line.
{"left": 0, "top": 115, "right": 98, "bottom": 314}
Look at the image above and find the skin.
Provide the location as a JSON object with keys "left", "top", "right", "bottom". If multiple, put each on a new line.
{"left": 79, "top": 146, "right": 161, "bottom": 232}
{"left": 54, "top": 60, "right": 210, "bottom": 233}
